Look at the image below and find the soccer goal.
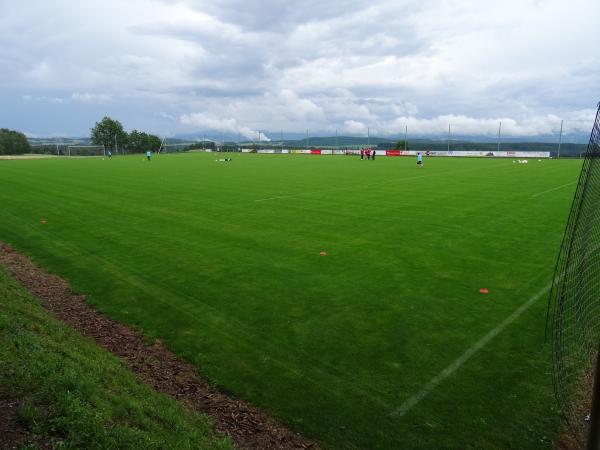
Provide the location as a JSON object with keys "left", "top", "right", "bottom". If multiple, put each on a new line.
{"left": 66, "top": 145, "right": 106, "bottom": 157}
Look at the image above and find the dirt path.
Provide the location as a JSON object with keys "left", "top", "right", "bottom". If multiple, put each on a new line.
{"left": 0, "top": 242, "right": 317, "bottom": 450}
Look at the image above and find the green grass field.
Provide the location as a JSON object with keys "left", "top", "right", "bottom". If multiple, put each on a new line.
{"left": 0, "top": 153, "right": 582, "bottom": 449}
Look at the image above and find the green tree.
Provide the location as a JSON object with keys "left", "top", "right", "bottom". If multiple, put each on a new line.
{"left": 90, "top": 117, "right": 128, "bottom": 152}
{"left": 127, "top": 130, "right": 162, "bottom": 154}
{"left": 394, "top": 140, "right": 409, "bottom": 150}
{"left": 0, "top": 128, "right": 32, "bottom": 155}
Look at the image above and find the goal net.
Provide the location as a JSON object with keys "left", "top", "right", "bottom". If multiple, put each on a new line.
{"left": 66, "top": 145, "right": 105, "bottom": 156}
{"left": 548, "top": 101, "right": 600, "bottom": 446}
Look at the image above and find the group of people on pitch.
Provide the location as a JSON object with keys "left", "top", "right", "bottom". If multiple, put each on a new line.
{"left": 360, "top": 149, "right": 376, "bottom": 160}
{"left": 359, "top": 148, "right": 424, "bottom": 167}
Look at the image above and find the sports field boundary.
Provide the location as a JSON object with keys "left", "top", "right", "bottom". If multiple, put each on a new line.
{"left": 390, "top": 283, "right": 551, "bottom": 418}
{"left": 0, "top": 241, "right": 318, "bottom": 450}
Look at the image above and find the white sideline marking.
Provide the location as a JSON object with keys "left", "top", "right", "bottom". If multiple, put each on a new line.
{"left": 531, "top": 181, "right": 577, "bottom": 198}
{"left": 389, "top": 283, "right": 551, "bottom": 418}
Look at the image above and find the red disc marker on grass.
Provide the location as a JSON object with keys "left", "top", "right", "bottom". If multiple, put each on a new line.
{"left": 479, "top": 288, "right": 489, "bottom": 294}
{"left": 319, "top": 251, "right": 327, "bottom": 256}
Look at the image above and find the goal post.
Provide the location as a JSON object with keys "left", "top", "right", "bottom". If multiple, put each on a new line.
{"left": 157, "top": 137, "right": 166, "bottom": 154}
{"left": 66, "top": 145, "right": 106, "bottom": 157}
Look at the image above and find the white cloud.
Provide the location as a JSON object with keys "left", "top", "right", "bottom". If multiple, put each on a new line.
{"left": 1, "top": 0, "right": 599, "bottom": 137}
{"left": 275, "top": 90, "right": 324, "bottom": 121}
{"left": 338, "top": 110, "right": 595, "bottom": 138}
{"left": 343, "top": 120, "right": 368, "bottom": 135}
{"left": 180, "top": 113, "right": 270, "bottom": 140}
{"left": 21, "top": 94, "right": 64, "bottom": 104}
{"left": 71, "top": 92, "right": 112, "bottom": 103}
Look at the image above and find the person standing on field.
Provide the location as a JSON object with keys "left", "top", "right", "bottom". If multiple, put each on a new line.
{"left": 417, "top": 151, "right": 423, "bottom": 167}
{"left": 371, "top": 149, "right": 376, "bottom": 161}
{"left": 146, "top": 150, "right": 151, "bottom": 161}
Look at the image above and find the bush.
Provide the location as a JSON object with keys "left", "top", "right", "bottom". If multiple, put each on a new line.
{"left": 0, "top": 129, "right": 32, "bottom": 155}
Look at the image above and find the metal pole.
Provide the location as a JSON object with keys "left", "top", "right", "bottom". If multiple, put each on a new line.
{"left": 497, "top": 121, "right": 502, "bottom": 153}
{"left": 587, "top": 342, "right": 600, "bottom": 450}
{"left": 404, "top": 125, "right": 407, "bottom": 152}
{"left": 447, "top": 124, "right": 451, "bottom": 153}
{"left": 306, "top": 129, "right": 308, "bottom": 151}
{"left": 367, "top": 127, "right": 370, "bottom": 148}
{"left": 335, "top": 128, "right": 338, "bottom": 155}
{"left": 558, "top": 119, "right": 563, "bottom": 159}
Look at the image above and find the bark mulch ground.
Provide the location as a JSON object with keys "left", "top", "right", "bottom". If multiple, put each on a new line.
{"left": 0, "top": 242, "right": 317, "bottom": 450}
{"left": 554, "top": 368, "right": 594, "bottom": 450}
{"left": 0, "top": 390, "right": 28, "bottom": 450}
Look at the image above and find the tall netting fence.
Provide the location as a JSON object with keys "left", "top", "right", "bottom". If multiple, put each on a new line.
{"left": 549, "top": 102, "right": 600, "bottom": 447}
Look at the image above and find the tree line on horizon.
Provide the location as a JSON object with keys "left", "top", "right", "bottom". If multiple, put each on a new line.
{"left": 90, "top": 117, "right": 161, "bottom": 154}
{"left": 0, "top": 118, "right": 161, "bottom": 155}
{"left": 0, "top": 120, "right": 589, "bottom": 157}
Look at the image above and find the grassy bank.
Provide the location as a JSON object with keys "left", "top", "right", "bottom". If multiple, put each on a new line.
{"left": 0, "top": 267, "right": 230, "bottom": 450}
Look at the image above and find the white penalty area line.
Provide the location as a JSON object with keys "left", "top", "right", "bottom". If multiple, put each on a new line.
{"left": 389, "top": 283, "right": 551, "bottom": 418}
{"left": 531, "top": 181, "right": 577, "bottom": 198}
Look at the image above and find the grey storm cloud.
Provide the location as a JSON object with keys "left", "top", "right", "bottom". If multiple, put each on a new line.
{"left": 0, "top": 0, "right": 598, "bottom": 138}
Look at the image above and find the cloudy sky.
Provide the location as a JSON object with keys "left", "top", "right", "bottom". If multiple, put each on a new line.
{"left": 1, "top": 0, "right": 598, "bottom": 140}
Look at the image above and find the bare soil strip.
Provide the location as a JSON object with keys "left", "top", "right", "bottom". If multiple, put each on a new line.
{"left": 0, "top": 242, "right": 317, "bottom": 450}
{"left": 0, "top": 391, "right": 29, "bottom": 449}
{"left": 554, "top": 368, "right": 594, "bottom": 449}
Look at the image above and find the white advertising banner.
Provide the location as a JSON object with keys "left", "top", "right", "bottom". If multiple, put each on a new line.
{"left": 239, "top": 148, "right": 550, "bottom": 158}
{"left": 427, "top": 150, "right": 550, "bottom": 158}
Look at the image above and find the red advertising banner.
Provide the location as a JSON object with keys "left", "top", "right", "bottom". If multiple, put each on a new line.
{"left": 310, "top": 149, "right": 321, "bottom": 154}
{"left": 386, "top": 150, "right": 401, "bottom": 156}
